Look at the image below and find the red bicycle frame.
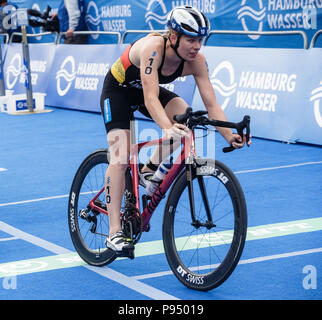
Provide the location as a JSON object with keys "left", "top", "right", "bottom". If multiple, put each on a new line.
{"left": 89, "top": 130, "right": 195, "bottom": 231}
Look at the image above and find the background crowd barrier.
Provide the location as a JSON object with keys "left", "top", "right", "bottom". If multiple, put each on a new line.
{"left": 1, "top": 0, "right": 321, "bottom": 47}
{"left": 192, "top": 46, "right": 322, "bottom": 145}
{"left": 1, "top": 40, "right": 321, "bottom": 146}
{"left": 0, "top": 1, "right": 321, "bottom": 146}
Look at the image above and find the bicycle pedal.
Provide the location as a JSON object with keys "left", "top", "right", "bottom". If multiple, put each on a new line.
{"left": 115, "top": 247, "right": 135, "bottom": 260}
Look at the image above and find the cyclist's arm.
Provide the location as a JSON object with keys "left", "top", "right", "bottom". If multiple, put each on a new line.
{"left": 139, "top": 39, "right": 173, "bottom": 130}
{"left": 192, "top": 54, "right": 235, "bottom": 143}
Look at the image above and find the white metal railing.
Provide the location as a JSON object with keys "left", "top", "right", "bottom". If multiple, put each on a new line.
{"left": 4, "top": 29, "right": 322, "bottom": 49}
{"left": 205, "top": 30, "right": 309, "bottom": 49}
{"left": 56, "top": 30, "right": 121, "bottom": 44}
{"left": 121, "top": 29, "right": 167, "bottom": 43}
{"left": 9, "top": 31, "right": 58, "bottom": 43}
{"left": 310, "top": 29, "right": 322, "bottom": 48}
{"left": 0, "top": 33, "right": 9, "bottom": 44}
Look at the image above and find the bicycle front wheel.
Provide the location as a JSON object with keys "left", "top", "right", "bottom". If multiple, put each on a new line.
{"left": 68, "top": 149, "right": 132, "bottom": 266}
{"left": 162, "top": 159, "right": 247, "bottom": 291}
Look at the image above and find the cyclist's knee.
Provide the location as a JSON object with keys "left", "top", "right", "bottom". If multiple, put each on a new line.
{"left": 165, "top": 97, "right": 189, "bottom": 124}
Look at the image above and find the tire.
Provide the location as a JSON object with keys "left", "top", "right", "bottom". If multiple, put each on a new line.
{"left": 162, "top": 159, "right": 247, "bottom": 291}
{"left": 68, "top": 149, "right": 132, "bottom": 266}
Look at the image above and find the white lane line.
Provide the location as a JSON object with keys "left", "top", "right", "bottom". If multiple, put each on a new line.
{"left": 0, "top": 168, "right": 8, "bottom": 172}
{"left": 0, "top": 221, "right": 70, "bottom": 255}
{"left": 133, "top": 247, "right": 322, "bottom": 280}
{"left": 0, "top": 221, "right": 179, "bottom": 300}
{"left": 235, "top": 161, "right": 322, "bottom": 174}
{"left": 0, "top": 236, "right": 19, "bottom": 242}
{"left": 0, "top": 194, "right": 69, "bottom": 207}
{"left": 0, "top": 191, "right": 95, "bottom": 207}
{"left": 85, "top": 265, "right": 179, "bottom": 300}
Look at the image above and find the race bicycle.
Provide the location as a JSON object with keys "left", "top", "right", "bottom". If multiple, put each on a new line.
{"left": 68, "top": 107, "right": 251, "bottom": 291}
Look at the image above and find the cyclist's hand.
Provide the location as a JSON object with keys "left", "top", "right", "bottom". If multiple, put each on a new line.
{"left": 163, "top": 123, "right": 189, "bottom": 141}
{"left": 229, "top": 133, "right": 252, "bottom": 149}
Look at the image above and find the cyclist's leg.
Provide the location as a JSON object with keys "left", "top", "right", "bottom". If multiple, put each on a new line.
{"left": 100, "top": 74, "right": 134, "bottom": 244}
{"left": 141, "top": 96, "right": 188, "bottom": 173}
{"left": 105, "top": 129, "right": 130, "bottom": 236}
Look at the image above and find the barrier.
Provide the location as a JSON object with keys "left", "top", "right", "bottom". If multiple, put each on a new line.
{"left": 56, "top": 31, "right": 122, "bottom": 45}
{"left": 45, "top": 43, "right": 196, "bottom": 114}
{"left": 310, "top": 29, "right": 322, "bottom": 47}
{"left": 9, "top": 31, "right": 58, "bottom": 44}
{"left": 1, "top": 0, "right": 321, "bottom": 47}
{"left": 3, "top": 43, "right": 56, "bottom": 95}
{"left": 192, "top": 46, "right": 322, "bottom": 145}
{"left": 121, "top": 29, "right": 166, "bottom": 44}
{"left": 0, "top": 32, "right": 321, "bottom": 145}
{"left": 205, "top": 30, "right": 309, "bottom": 49}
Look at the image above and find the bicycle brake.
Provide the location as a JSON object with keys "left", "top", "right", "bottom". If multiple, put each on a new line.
{"left": 223, "top": 115, "right": 251, "bottom": 153}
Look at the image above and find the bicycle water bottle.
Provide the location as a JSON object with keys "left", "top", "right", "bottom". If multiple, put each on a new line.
{"left": 146, "top": 157, "right": 173, "bottom": 196}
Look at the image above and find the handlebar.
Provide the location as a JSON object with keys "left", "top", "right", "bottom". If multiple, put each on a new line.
{"left": 173, "top": 107, "right": 251, "bottom": 153}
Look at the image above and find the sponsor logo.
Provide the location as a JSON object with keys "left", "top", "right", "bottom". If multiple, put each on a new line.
{"left": 176, "top": 265, "right": 204, "bottom": 285}
{"left": 6, "top": 53, "right": 21, "bottom": 89}
{"left": 211, "top": 60, "right": 297, "bottom": 113}
{"left": 56, "top": 55, "right": 109, "bottom": 96}
{"left": 145, "top": 0, "right": 168, "bottom": 29}
{"left": 5, "top": 52, "right": 48, "bottom": 90}
{"left": 237, "top": 0, "right": 319, "bottom": 40}
{"left": 56, "top": 56, "right": 76, "bottom": 96}
{"left": 210, "top": 60, "right": 237, "bottom": 110}
{"left": 310, "top": 81, "right": 322, "bottom": 128}
{"left": 99, "top": 3, "right": 131, "bottom": 32}
{"left": 145, "top": 0, "right": 216, "bottom": 30}
{"left": 85, "top": 1, "right": 100, "bottom": 39}
{"left": 237, "top": 0, "right": 266, "bottom": 40}
{"left": 267, "top": 0, "right": 319, "bottom": 30}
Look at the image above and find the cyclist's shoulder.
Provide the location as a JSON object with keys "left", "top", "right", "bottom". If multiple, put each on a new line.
{"left": 131, "top": 34, "right": 164, "bottom": 61}
{"left": 137, "top": 33, "right": 165, "bottom": 50}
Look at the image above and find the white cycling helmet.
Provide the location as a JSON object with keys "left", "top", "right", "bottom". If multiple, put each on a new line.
{"left": 167, "top": 6, "right": 210, "bottom": 37}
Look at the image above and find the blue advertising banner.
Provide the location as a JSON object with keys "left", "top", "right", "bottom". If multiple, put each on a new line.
{"left": 82, "top": 0, "right": 321, "bottom": 47}
{"left": 46, "top": 44, "right": 125, "bottom": 112}
{"left": 206, "top": 0, "right": 322, "bottom": 48}
{"left": 192, "top": 46, "right": 322, "bottom": 145}
{"left": 4, "top": 1, "right": 321, "bottom": 47}
{"left": 45, "top": 43, "right": 196, "bottom": 113}
{"left": 3, "top": 43, "right": 56, "bottom": 94}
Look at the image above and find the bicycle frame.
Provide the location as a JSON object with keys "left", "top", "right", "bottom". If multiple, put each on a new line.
{"left": 88, "top": 129, "right": 196, "bottom": 231}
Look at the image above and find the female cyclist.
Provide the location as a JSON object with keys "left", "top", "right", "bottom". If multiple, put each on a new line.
{"left": 100, "top": 6, "right": 250, "bottom": 254}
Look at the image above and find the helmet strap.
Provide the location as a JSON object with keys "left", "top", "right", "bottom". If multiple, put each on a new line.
{"left": 168, "top": 34, "right": 186, "bottom": 61}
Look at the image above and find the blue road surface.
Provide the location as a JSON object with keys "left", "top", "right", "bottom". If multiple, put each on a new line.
{"left": 0, "top": 107, "right": 321, "bottom": 300}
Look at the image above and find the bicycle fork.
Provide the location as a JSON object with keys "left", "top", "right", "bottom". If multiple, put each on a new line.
{"left": 186, "top": 161, "right": 215, "bottom": 230}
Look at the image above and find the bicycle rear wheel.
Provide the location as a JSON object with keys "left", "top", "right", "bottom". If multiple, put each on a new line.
{"left": 68, "top": 149, "right": 132, "bottom": 266}
{"left": 162, "top": 159, "right": 247, "bottom": 291}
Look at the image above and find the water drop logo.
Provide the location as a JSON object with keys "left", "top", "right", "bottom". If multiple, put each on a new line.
{"left": 85, "top": 1, "right": 100, "bottom": 39}
{"left": 310, "top": 81, "right": 322, "bottom": 128}
{"left": 237, "top": 0, "right": 266, "bottom": 40}
{"left": 56, "top": 56, "right": 76, "bottom": 96}
{"left": 6, "top": 53, "right": 21, "bottom": 89}
{"left": 210, "top": 61, "right": 237, "bottom": 111}
{"left": 145, "top": 0, "right": 168, "bottom": 30}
